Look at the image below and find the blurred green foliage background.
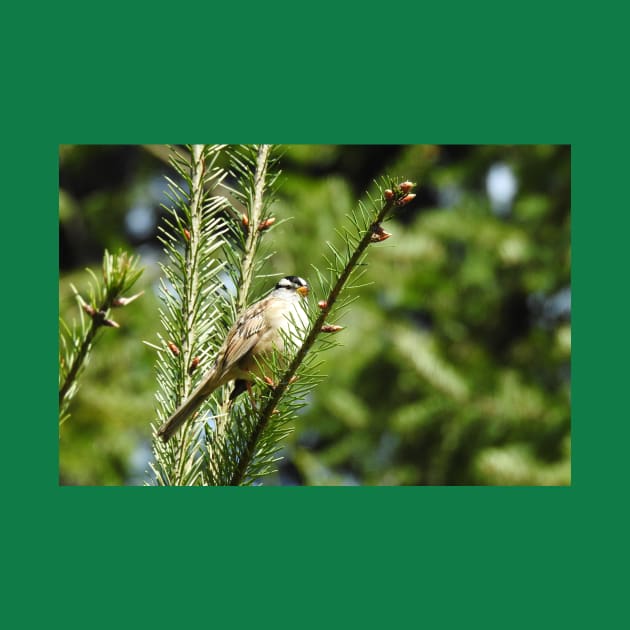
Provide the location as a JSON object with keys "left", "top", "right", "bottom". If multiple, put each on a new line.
{"left": 59, "top": 144, "right": 570, "bottom": 485}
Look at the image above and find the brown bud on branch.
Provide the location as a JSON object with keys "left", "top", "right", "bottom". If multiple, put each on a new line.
{"left": 258, "top": 217, "right": 276, "bottom": 231}
{"left": 321, "top": 324, "right": 344, "bottom": 333}
{"left": 370, "top": 224, "right": 392, "bottom": 243}
{"left": 396, "top": 193, "right": 416, "bottom": 207}
{"left": 399, "top": 181, "right": 416, "bottom": 194}
{"left": 81, "top": 302, "right": 96, "bottom": 317}
{"left": 113, "top": 291, "right": 144, "bottom": 307}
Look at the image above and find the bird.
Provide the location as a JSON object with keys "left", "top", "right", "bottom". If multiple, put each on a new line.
{"left": 157, "top": 275, "right": 310, "bottom": 442}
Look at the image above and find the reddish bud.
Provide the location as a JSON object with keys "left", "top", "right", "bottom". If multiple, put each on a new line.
{"left": 188, "top": 356, "right": 200, "bottom": 375}
{"left": 167, "top": 342, "right": 180, "bottom": 356}
{"left": 258, "top": 217, "right": 276, "bottom": 231}
{"left": 384, "top": 189, "right": 394, "bottom": 200}
{"left": 370, "top": 224, "right": 392, "bottom": 243}
{"left": 113, "top": 291, "right": 144, "bottom": 307}
{"left": 317, "top": 300, "right": 328, "bottom": 310}
{"left": 241, "top": 214, "right": 249, "bottom": 228}
{"left": 399, "top": 181, "right": 415, "bottom": 193}
{"left": 263, "top": 376, "right": 276, "bottom": 387}
{"left": 396, "top": 193, "right": 416, "bottom": 207}
{"left": 183, "top": 228, "right": 191, "bottom": 241}
{"left": 321, "top": 324, "right": 344, "bottom": 333}
{"left": 81, "top": 302, "right": 96, "bottom": 317}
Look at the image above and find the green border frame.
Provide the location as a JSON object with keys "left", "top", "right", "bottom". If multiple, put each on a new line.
{"left": 6, "top": 3, "right": 622, "bottom": 627}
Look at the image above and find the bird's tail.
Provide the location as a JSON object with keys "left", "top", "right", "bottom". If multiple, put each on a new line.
{"left": 157, "top": 372, "right": 221, "bottom": 443}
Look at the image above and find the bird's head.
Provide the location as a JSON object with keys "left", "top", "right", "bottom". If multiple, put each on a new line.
{"left": 275, "top": 275, "right": 309, "bottom": 297}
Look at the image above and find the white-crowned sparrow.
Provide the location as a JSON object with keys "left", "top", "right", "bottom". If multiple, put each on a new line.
{"left": 157, "top": 276, "right": 309, "bottom": 442}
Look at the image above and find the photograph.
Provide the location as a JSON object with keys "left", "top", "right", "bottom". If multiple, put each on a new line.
{"left": 59, "top": 144, "right": 571, "bottom": 486}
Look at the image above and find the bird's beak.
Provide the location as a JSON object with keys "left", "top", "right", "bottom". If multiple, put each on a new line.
{"left": 297, "top": 285, "right": 309, "bottom": 297}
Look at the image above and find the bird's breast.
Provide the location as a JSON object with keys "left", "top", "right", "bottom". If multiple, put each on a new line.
{"left": 260, "top": 297, "right": 309, "bottom": 352}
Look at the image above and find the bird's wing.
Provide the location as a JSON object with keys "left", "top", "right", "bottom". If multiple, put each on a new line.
{"left": 215, "top": 298, "right": 269, "bottom": 374}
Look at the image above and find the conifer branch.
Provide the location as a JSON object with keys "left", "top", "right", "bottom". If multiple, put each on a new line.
{"left": 150, "top": 144, "right": 231, "bottom": 485}
{"left": 59, "top": 250, "right": 143, "bottom": 424}
{"left": 174, "top": 145, "right": 206, "bottom": 483}
{"left": 142, "top": 144, "right": 246, "bottom": 216}
{"left": 235, "top": 144, "right": 273, "bottom": 312}
{"left": 183, "top": 145, "right": 205, "bottom": 370}
{"left": 228, "top": 180, "right": 416, "bottom": 485}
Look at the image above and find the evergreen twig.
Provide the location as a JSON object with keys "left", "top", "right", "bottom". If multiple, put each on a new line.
{"left": 228, "top": 180, "right": 416, "bottom": 485}
{"left": 238, "top": 144, "right": 272, "bottom": 309}
{"left": 150, "top": 144, "right": 231, "bottom": 485}
{"left": 59, "top": 250, "right": 143, "bottom": 424}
